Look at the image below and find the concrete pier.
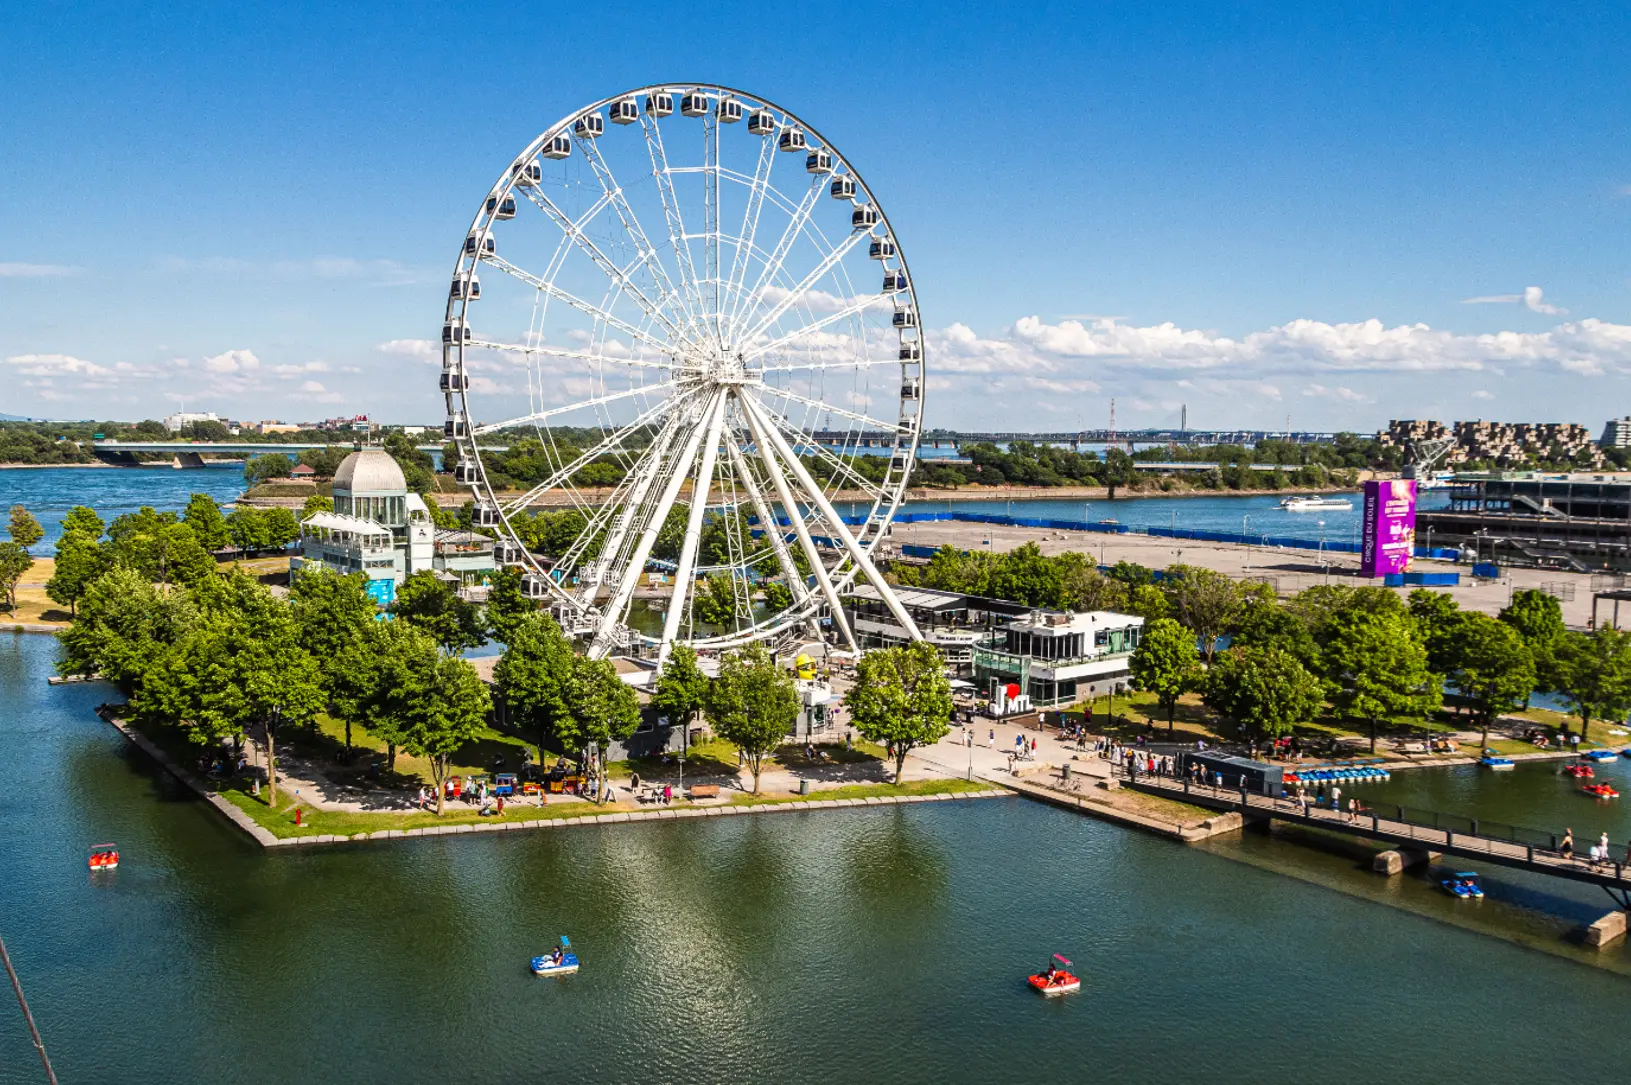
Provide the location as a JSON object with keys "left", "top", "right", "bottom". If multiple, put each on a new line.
{"left": 1372, "top": 847, "right": 1442, "bottom": 875}
{"left": 1584, "top": 910, "right": 1627, "bottom": 948}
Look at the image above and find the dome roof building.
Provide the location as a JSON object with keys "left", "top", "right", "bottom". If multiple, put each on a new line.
{"left": 333, "top": 449, "right": 407, "bottom": 495}
{"left": 295, "top": 445, "right": 494, "bottom": 606}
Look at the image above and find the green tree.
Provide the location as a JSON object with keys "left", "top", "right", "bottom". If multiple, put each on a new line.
{"left": 301, "top": 493, "right": 335, "bottom": 518}
{"left": 56, "top": 566, "right": 197, "bottom": 686}
{"left": 1499, "top": 588, "right": 1565, "bottom": 694}
{"left": 290, "top": 566, "right": 379, "bottom": 750}
{"left": 0, "top": 542, "right": 31, "bottom": 612}
{"left": 1322, "top": 608, "right": 1441, "bottom": 752}
{"left": 8, "top": 506, "right": 44, "bottom": 550}
{"left": 559, "top": 656, "right": 641, "bottom": 801}
{"left": 1058, "top": 553, "right": 1129, "bottom": 612}
{"left": 1448, "top": 612, "right": 1537, "bottom": 749}
{"left": 331, "top": 618, "right": 440, "bottom": 772}
{"left": 182, "top": 493, "right": 230, "bottom": 552}
{"left": 404, "top": 655, "right": 493, "bottom": 815}
{"left": 1203, "top": 646, "right": 1323, "bottom": 740}
{"left": 1163, "top": 564, "right": 1241, "bottom": 662}
{"left": 1552, "top": 628, "right": 1631, "bottom": 743}
{"left": 690, "top": 574, "right": 738, "bottom": 627}
{"left": 651, "top": 643, "right": 710, "bottom": 749}
{"left": 845, "top": 641, "right": 953, "bottom": 782}
{"left": 244, "top": 453, "right": 293, "bottom": 484}
{"left": 226, "top": 508, "right": 272, "bottom": 554}
{"left": 1129, "top": 617, "right": 1203, "bottom": 733}
{"left": 391, "top": 570, "right": 488, "bottom": 654}
{"left": 46, "top": 530, "right": 104, "bottom": 616}
{"left": 707, "top": 643, "right": 799, "bottom": 794}
{"left": 261, "top": 507, "right": 300, "bottom": 549}
{"left": 1126, "top": 583, "right": 1170, "bottom": 622}
{"left": 761, "top": 579, "right": 795, "bottom": 614}
{"left": 1230, "top": 599, "right": 1320, "bottom": 670}
{"left": 484, "top": 566, "right": 535, "bottom": 646}
{"left": 1407, "top": 589, "right": 1463, "bottom": 673}
{"left": 493, "top": 612, "right": 576, "bottom": 756}
{"left": 60, "top": 506, "right": 105, "bottom": 540}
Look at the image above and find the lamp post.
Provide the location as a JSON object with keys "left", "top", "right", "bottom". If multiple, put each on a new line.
{"left": 1318, "top": 520, "right": 1328, "bottom": 584}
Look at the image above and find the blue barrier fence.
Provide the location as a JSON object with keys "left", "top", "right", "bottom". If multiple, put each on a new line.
{"left": 1383, "top": 571, "right": 1461, "bottom": 587}
{"left": 747, "top": 508, "right": 1473, "bottom": 571}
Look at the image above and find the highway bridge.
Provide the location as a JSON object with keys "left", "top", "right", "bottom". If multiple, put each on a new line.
{"left": 89, "top": 439, "right": 502, "bottom": 465}
{"left": 815, "top": 429, "right": 1343, "bottom": 449}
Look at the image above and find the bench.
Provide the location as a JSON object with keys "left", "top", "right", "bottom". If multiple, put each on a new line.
{"left": 688, "top": 784, "right": 720, "bottom": 799}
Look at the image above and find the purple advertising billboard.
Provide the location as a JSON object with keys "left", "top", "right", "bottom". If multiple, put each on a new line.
{"left": 1360, "top": 479, "right": 1417, "bottom": 577}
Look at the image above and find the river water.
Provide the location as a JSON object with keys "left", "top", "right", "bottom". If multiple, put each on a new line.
{"left": 1, "top": 464, "right": 1452, "bottom": 555}
{"left": 4, "top": 631, "right": 1631, "bottom": 1084}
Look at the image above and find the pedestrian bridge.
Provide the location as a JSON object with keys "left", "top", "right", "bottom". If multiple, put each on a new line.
{"left": 1115, "top": 764, "right": 1631, "bottom": 898}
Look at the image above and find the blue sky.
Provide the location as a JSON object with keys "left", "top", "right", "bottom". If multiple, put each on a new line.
{"left": 2, "top": 1, "right": 1628, "bottom": 432}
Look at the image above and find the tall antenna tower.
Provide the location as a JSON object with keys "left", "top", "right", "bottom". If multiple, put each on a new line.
{"left": 1180, "top": 403, "right": 1187, "bottom": 433}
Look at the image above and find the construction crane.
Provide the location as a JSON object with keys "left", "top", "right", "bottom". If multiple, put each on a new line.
{"left": 1403, "top": 435, "right": 1456, "bottom": 484}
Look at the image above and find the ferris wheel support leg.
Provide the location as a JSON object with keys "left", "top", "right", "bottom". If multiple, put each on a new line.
{"left": 589, "top": 391, "right": 719, "bottom": 659}
{"left": 724, "top": 431, "right": 819, "bottom": 625}
{"left": 658, "top": 395, "right": 730, "bottom": 667}
{"left": 741, "top": 393, "right": 922, "bottom": 642}
{"left": 742, "top": 398, "right": 858, "bottom": 654}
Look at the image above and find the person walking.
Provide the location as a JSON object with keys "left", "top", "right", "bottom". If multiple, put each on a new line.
{"left": 988, "top": 729, "right": 995, "bottom": 750}
{"left": 1560, "top": 827, "right": 1574, "bottom": 860}
{"left": 1331, "top": 786, "right": 1341, "bottom": 816}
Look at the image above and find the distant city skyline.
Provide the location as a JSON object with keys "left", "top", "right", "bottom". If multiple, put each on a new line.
{"left": 3, "top": 3, "right": 1628, "bottom": 430}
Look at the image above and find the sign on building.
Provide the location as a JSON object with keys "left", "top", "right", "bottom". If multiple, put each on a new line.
{"left": 1360, "top": 479, "right": 1417, "bottom": 578}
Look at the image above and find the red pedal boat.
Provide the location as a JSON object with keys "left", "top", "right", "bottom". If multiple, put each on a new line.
{"left": 87, "top": 844, "right": 119, "bottom": 870}
{"left": 1582, "top": 783, "right": 1620, "bottom": 798}
{"left": 1028, "top": 954, "right": 1081, "bottom": 996}
{"left": 1563, "top": 764, "right": 1594, "bottom": 778}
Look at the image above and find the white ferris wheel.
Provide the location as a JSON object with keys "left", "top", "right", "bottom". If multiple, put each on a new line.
{"left": 441, "top": 84, "right": 925, "bottom": 661}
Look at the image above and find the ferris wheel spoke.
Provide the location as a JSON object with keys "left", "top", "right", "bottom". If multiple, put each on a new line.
{"left": 498, "top": 389, "right": 695, "bottom": 515}
{"left": 742, "top": 293, "right": 893, "bottom": 361}
{"left": 483, "top": 255, "right": 679, "bottom": 359}
{"left": 723, "top": 135, "right": 776, "bottom": 335}
{"left": 753, "top": 403, "right": 888, "bottom": 502}
{"left": 571, "top": 400, "right": 695, "bottom": 600}
{"left": 639, "top": 113, "right": 708, "bottom": 345}
{"left": 466, "top": 338, "right": 680, "bottom": 375}
{"left": 740, "top": 393, "right": 919, "bottom": 639}
{"left": 703, "top": 113, "right": 723, "bottom": 349}
{"left": 473, "top": 382, "right": 681, "bottom": 437}
{"left": 575, "top": 135, "right": 696, "bottom": 344}
{"left": 756, "top": 356, "right": 900, "bottom": 373}
{"left": 724, "top": 421, "right": 817, "bottom": 618}
{"left": 733, "top": 227, "right": 873, "bottom": 347}
{"left": 739, "top": 391, "right": 858, "bottom": 652}
{"left": 517, "top": 186, "right": 687, "bottom": 342}
{"left": 727, "top": 174, "right": 824, "bottom": 349}
{"left": 754, "top": 383, "right": 901, "bottom": 437}
{"left": 659, "top": 394, "right": 730, "bottom": 663}
{"left": 589, "top": 389, "right": 723, "bottom": 657}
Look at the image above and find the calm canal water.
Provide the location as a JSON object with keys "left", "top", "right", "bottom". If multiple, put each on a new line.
{"left": 4, "top": 631, "right": 1631, "bottom": 1084}
{"left": 0, "top": 466, "right": 247, "bottom": 552}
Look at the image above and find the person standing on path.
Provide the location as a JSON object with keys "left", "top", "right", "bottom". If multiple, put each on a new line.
{"left": 988, "top": 729, "right": 995, "bottom": 750}
{"left": 1331, "top": 786, "right": 1341, "bottom": 815}
{"left": 1561, "top": 828, "right": 1574, "bottom": 859}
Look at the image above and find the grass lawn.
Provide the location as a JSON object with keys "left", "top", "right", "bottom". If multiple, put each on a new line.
{"left": 217, "top": 774, "right": 990, "bottom": 838}
{"left": 294, "top": 711, "right": 531, "bottom": 790}
{"left": 729, "top": 777, "right": 989, "bottom": 806}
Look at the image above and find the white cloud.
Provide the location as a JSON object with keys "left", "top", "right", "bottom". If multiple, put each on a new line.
{"left": 1302, "top": 384, "right": 1373, "bottom": 403}
{"left": 5, "top": 352, "right": 111, "bottom": 377}
{"left": 1471, "top": 390, "right": 1495, "bottom": 400}
{"left": 202, "top": 349, "right": 260, "bottom": 373}
{"left": 376, "top": 338, "right": 438, "bottom": 361}
{"left": 299, "top": 380, "right": 327, "bottom": 393}
{"left": 930, "top": 314, "right": 1631, "bottom": 379}
{"left": 1461, "top": 285, "right": 1565, "bottom": 315}
{"left": 272, "top": 360, "right": 330, "bottom": 376}
{"left": 0, "top": 262, "right": 80, "bottom": 278}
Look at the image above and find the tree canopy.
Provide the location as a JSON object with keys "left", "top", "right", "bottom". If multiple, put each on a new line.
{"left": 1447, "top": 612, "right": 1536, "bottom": 747}
{"left": 1321, "top": 607, "right": 1440, "bottom": 752}
{"left": 844, "top": 641, "right": 953, "bottom": 782}
{"left": 1203, "top": 645, "right": 1323, "bottom": 740}
{"left": 707, "top": 643, "right": 798, "bottom": 793}
{"left": 1552, "top": 628, "right": 1631, "bottom": 742}
{"left": 1129, "top": 617, "right": 1202, "bottom": 732}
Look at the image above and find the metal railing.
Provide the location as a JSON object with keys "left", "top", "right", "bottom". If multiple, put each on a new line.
{"left": 1109, "top": 763, "right": 1631, "bottom": 876}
